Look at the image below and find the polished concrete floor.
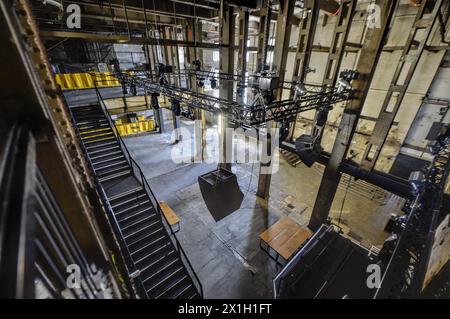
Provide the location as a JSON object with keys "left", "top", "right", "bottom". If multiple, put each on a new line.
{"left": 121, "top": 108, "right": 402, "bottom": 298}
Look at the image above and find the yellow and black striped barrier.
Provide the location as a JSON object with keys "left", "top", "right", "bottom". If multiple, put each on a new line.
{"left": 114, "top": 114, "right": 156, "bottom": 137}
{"left": 55, "top": 72, "right": 121, "bottom": 90}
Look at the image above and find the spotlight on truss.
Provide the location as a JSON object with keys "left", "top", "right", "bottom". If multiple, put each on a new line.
{"left": 210, "top": 78, "right": 218, "bottom": 89}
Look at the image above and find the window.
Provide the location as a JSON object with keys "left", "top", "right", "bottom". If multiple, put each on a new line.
{"left": 213, "top": 51, "right": 220, "bottom": 62}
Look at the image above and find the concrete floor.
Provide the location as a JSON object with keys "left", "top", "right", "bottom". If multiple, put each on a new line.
{"left": 121, "top": 107, "right": 403, "bottom": 299}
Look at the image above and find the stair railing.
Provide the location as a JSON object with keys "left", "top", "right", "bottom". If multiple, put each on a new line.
{"left": 66, "top": 104, "right": 149, "bottom": 299}
{"left": 92, "top": 82, "right": 203, "bottom": 298}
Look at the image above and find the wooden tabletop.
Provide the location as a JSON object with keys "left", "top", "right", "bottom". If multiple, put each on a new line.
{"left": 259, "top": 217, "right": 313, "bottom": 260}
{"left": 159, "top": 201, "right": 180, "bottom": 226}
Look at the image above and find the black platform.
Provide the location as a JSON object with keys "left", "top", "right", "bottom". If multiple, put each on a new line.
{"left": 273, "top": 225, "right": 378, "bottom": 299}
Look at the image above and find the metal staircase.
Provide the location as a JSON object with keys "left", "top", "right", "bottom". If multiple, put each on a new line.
{"left": 69, "top": 104, "right": 202, "bottom": 299}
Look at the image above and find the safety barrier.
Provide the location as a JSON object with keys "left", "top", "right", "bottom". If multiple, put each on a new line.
{"left": 115, "top": 115, "right": 156, "bottom": 136}
{"left": 55, "top": 72, "right": 120, "bottom": 90}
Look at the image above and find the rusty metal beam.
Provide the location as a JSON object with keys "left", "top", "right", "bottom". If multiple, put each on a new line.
{"left": 360, "top": 0, "right": 445, "bottom": 171}
{"left": 218, "top": 3, "right": 235, "bottom": 170}
{"left": 256, "top": 0, "right": 271, "bottom": 72}
{"left": 312, "top": 0, "right": 356, "bottom": 140}
{"left": 39, "top": 30, "right": 223, "bottom": 48}
{"left": 256, "top": 0, "right": 295, "bottom": 200}
{"left": 308, "top": 0, "right": 399, "bottom": 231}
{"left": 237, "top": 9, "right": 249, "bottom": 86}
{"left": 64, "top": 0, "right": 216, "bottom": 20}
{"left": 288, "top": 0, "right": 321, "bottom": 139}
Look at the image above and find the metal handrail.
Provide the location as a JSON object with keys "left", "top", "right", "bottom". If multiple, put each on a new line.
{"left": 66, "top": 104, "right": 149, "bottom": 298}
{"left": 93, "top": 83, "right": 203, "bottom": 298}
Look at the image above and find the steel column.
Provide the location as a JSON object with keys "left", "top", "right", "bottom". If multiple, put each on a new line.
{"left": 218, "top": 3, "right": 235, "bottom": 170}
{"left": 194, "top": 21, "right": 206, "bottom": 161}
{"left": 288, "top": 0, "right": 320, "bottom": 139}
{"left": 360, "top": 0, "right": 444, "bottom": 171}
{"left": 170, "top": 26, "right": 181, "bottom": 87}
{"left": 237, "top": 9, "right": 249, "bottom": 90}
{"left": 313, "top": 0, "right": 356, "bottom": 141}
{"left": 309, "top": 0, "right": 398, "bottom": 231}
{"left": 256, "top": 0, "right": 295, "bottom": 199}
{"left": 256, "top": 0, "right": 271, "bottom": 72}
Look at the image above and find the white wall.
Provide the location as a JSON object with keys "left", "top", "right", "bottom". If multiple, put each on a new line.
{"left": 287, "top": 3, "right": 450, "bottom": 173}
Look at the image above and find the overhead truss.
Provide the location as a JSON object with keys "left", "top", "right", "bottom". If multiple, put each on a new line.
{"left": 105, "top": 70, "right": 354, "bottom": 128}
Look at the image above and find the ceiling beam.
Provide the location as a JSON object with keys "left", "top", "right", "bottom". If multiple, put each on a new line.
{"left": 39, "top": 30, "right": 223, "bottom": 48}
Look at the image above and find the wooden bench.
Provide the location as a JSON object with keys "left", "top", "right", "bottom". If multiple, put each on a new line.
{"left": 259, "top": 217, "right": 313, "bottom": 265}
{"left": 159, "top": 201, "right": 181, "bottom": 233}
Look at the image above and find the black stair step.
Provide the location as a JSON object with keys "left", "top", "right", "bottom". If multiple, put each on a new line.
{"left": 125, "top": 224, "right": 163, "bottom": 247}
{"left": 71, "top": 110, "right": 103, "bottom": 117}
{"left": 71, "top": 106, "right": 102, "bottom": 113}
{"left": 73, "top": 111, "right": 104, "bottom": 118}
{"left": 139, "top": 250, "right": 177, "bottom": 278}
{"left": 76, "top": 118, "right": 108, "bottom": 126}
{"left": 187, "top": 292, "right": 201, "bottom": 299}
{"left": 91, "top": 154, "right": 125, "bottom": 166}
{"left": 145, "top": 265, "right": 185, "bottom": 296}
{"left": 75, "top": 116, "right": 107, "bottom": 124}
{"left": 81, "top": 131, "right": 114, "bottom": 141}
{"left": 116, "top": 206, "right": 155, "bottom": 225}
{"left": 111, "top": 190, "right": 147, "bottom": 210}
{"left": 109, "top": 186, "right": 143, "bottom": 202}
{"left": 82, "top": 133, "right": 114, "bottom": 142}
{"left": 94, "top": 158, "right": 128, "bottom": 171}
{"left": 78, "top": 123, "right": 110, "bottom": 131}
{"left": 133, "top": 240, "right": 172, "bottom": 266}
{"left": 97, "top": 164, "right": 130, "bottom": 178}
{"left": 129, "top": 233, "right": 167, "bottom": 261}
{"left": 119, "top": 211, "right": 157, "bottom": 232}
{"left": 141, "top": 254, "right": 179, "bottom": 289}
{"left": 71, "top": 108, "right": 104, "bottom": 116}
{"left": 89, "top": 147, "right": 122, "bottom": 159}
{"left": 82, "top": 135, "right": 115, "bottom": 145}
{"left": 77, "top": 118, "right": 108, "bottom": 126}
{"left": 72, "top": 111, "right": 106, "bottom": 121}
{"left": 151, "top": 274, "right": 190, "bottom": 299}
{"left": 114, "top": 198, "right": 151, "bottom": 216}
{"left": 170, "top": 282, "right": 197, "bottom": 299}
{"left": 127, "top": 227, "right": 165, "bottom": 254}
{"left": 115, "top": 205, "right": 154, "bottom": 225}
{"left": 80, "top": 129, "right": 113, "bottom": 139}
{"left": 85, "top": 140, "right": 118, "bottom": 151}
{"left": 99, "top": 169, "right": 132, "bottom": 182}
{"left": 121, "top": 214, "right": 158, "bottom": 234}
{"left": 124, "top": 219, "right": 162, "bottom": 244}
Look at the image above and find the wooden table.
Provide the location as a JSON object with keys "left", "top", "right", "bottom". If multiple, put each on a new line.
{"left": 259, "top": 217, "right": 313, "bottom": 263}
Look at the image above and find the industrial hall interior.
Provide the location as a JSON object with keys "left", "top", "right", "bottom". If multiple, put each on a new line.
{"left": 1, "top": 0, "right": 450, "bottom": 300}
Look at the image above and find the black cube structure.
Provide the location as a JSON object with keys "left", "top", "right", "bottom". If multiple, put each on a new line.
{"left": 198, "top": 168, "right": 244, "bottom": 222}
